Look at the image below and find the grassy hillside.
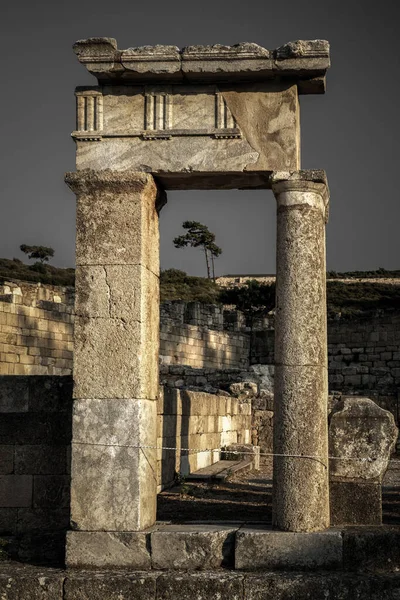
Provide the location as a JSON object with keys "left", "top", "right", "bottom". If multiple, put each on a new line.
{"left": 0, "top": 258, "right": 75, "bottom": 287}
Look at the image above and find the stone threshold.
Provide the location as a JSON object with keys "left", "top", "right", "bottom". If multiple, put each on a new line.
{"left": 66, "top": 523, "right": 400, "bottom": 572}
{"left": 1, "top": 564, "right": 400, "bottom": 600}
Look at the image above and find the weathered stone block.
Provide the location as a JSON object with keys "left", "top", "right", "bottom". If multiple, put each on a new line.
{"left": 74, "top": 316, "right": 158, "bottom": 400}
{"left": 0, "top": 507, "right": 17, "bottom": 534}
{"left": 330, "top": 481, "right": 381, "bottom": 526}
{"left": 70, "top": 399, "right": 157, "bottom": 531}
{"left": 0, "top": 376, "right": 29, "bottom": 412}
{"left": 15, "top": 446, "right": 67, "bottom": 475}
{"left": 64, "top": 573, "right": 156, "bottom": 599}
{"left": 66, "top": 530, "right": 152, "bottom": 568}
{"left": 243, "top": 573, "right": 369, "bottom": 600}
{"left": 235, "top": 528, "right": 343, "bottom": 570}
{"left": 28, "top": 376, "right": 73, "bottom": 413}
{"left": 66, "top": 171, "right": 160, "bottom": 273}
{"left": 151, "top": 525, "right": 237, "bottom": 569}
{"left": 0, "top": 570, "right": 64, "bottom": 599}
{"left": 33, "top": 475, "right": 70, "bottom": 508}
{"left": 329, "top": 397, "right": 398, "bottom": 482}
{"left": 343, "top": 528, "right": 400, "bottom": 573}
{"left": 0, "top": 446, "right": 13, "bottom": 474}
{"left": 17, "top": 508, "right": 70, "bottom": 533}
{"left": 0, "top": 475, "right": 32, "bottom": 508}
{"left": 156, "top": 572, "right": 243, "bottom": 600}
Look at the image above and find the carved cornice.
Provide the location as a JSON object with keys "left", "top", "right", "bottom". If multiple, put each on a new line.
{"left": 72, "top": 38, "right": 330, "bottom": 95}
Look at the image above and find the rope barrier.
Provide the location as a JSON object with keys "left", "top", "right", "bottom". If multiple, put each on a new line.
{"left": 72, "top": 440, "right": 375, "bottom": 464}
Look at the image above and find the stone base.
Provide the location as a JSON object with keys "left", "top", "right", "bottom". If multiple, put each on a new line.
{"left": 330, "top": 481, "right": 382, "bottom": 526}
{"left": 65, "top": 524, "right": 400, "bottom": 572}
{"left": 2, "top": 565, "right": 400, "bottom": 600}
{"left": 235, "top": 527, "right": 343, "bottom": 571}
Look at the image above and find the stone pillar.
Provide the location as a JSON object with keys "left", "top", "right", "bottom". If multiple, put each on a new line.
{"left": 64, "top": 170, "right": 165, "bottom": 564}
{"left": 271, "top": 170, "right": 330, "bottom": 532}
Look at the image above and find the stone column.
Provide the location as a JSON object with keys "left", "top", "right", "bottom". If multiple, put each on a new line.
{"left": 271, "top": 170, "right": 330, "bottom": 532}
{"left": 64, "top": 170, "right": 165, "bottom": 564}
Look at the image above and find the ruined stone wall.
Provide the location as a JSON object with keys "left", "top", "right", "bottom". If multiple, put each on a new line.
{"left": 0, "top": 375, "right": 251, "bottom": 559}
{"left": 0, "top": 281, "right": 74, "bottom": 376}
{"left": 157, "top": 387, "right": 251, "bottom": 492}
{"left": 0, "top": 376, "right": 72, "bottom": 564}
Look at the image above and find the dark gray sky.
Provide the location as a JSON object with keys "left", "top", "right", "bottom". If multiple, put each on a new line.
{"left": 1, "top": 0, "right": 399, "bottom": 277}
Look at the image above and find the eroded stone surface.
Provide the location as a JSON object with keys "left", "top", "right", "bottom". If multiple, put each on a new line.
{"left": 70, "top": 399, "right": 157, "bottom": 531}
{"left": 272, "top": 172, "right": 330, "bottom": 532}
{"left": 151, "top": 525, "right": 237, "bottom": 569}
{"left": 73, "top": 39, "right": 330, "bottom": 94}
{"left": 235, "top": 528, "right": 342, "bottom": 571}
{"left": 66, "top": 531, "right": 151, "bottom": 568}
{"left": 329, "top": 397, "right": 398, "bottom": 481}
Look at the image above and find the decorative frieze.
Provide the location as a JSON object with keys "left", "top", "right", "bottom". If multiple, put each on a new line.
{"left": 74, "top": 89, "right": 103, "bottom": 141}
{"left": 73, "top": 87, "right": 241, "bottom": 142}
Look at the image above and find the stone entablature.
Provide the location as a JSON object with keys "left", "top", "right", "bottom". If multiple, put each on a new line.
{"left": 70, "top": 39, "right": 330, "bottom": 189}
{"left": 72, "top": 38, "right": 330, "bottom": 92}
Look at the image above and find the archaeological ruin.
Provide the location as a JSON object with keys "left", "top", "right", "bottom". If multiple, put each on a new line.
{"left": 0, "top": 37, "right": 400, "bottom": 598}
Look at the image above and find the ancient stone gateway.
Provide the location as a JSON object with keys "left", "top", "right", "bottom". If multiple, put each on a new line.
{"left": 65, "top": 37, "right": 331, "bottom": 563}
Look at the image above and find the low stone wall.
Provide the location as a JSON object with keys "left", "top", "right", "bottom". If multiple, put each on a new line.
{"left": 0, "top": 375, "right": 252, "bottom": 560}
{"left": 0, "top": 376, "right": 72, "bottom": 564}
{"left": 0, "top": 281, "right": 74, "bottom": 376}
{"left": 157, "top": 388, "right": 252, "bottom": 491}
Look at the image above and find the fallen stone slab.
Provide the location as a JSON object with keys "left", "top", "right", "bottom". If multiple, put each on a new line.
{"left": 235, "top": 527, "right": 343, "bottom": 571}
{"left": 151, "top": 524, "right": 238, "bottom": 569}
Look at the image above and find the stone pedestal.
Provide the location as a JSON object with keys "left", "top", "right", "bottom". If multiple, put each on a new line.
{"left": 329, "top": 396, "right": 398, "bottom": 526}
{"left": 271, "top": 170, "right": 330, "bottom": 532}
{"left": 64, "top": 171, "right": 164, "bottom": 564}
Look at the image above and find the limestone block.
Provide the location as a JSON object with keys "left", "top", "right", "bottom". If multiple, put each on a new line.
{"left": 33, "top": 475, "right": 70, "bottom": 508}
{"left": 75, "top": 264, "right": 157, "bottom": 321}
{"left": 64, "top": 577, "right": 156, "bottom": 600}
{"left": 65, "top": 171, "right": 160, "bottom": 275}
{"left": 235, "top": 528, "right": 343, "bottom": 570}
{"left": 0, "top": 446, "right": 13, "bottom": 474}
{"left": 66, "top": 530, "right": 152, "bottom": 568}
{"left": 0, "top": 475, "right": 32, "bottom": 508}
{"left": 0, "top": 377, "right": 29, "bottom": 412}
{"left": 151, "top": 524, "right": 237, "bottom": 569}
{"left": 156, "top": 573, "right": 243, "bottom": 600}
{"left": 0, "top": 571, "right": 65, "bottom": 599}
{"left": 343, "top": 528, "right": 400, "bottom": 573}
{"left": 74, "top": 316, "right": 158, "bottom": 400}
{"left": 14, "top": 446, "right": 67, "bottom": 475}
{"left": 329, "top": 397, "right": 398, "bottom": 482}
{"left": 70, "top": 398, "right": 157, "bottom": 531}
{"left": 0, "top": 507, "right": 17, "bottom": 535}
{"left": 330, "top": 481, "right": 381, "bottom": 526}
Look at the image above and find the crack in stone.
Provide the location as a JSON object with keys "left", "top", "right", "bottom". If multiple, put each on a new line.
{"left": 103, "top": 266, "right": 112, "bottom": 318}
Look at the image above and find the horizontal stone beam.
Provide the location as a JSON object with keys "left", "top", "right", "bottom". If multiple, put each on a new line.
{"left": 72, "top": 38, "right": 330, "bottom": 94}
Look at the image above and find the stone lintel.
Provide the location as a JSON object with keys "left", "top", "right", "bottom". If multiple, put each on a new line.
{"left": 72, "top": 38, "right": 330, "bottom": 94}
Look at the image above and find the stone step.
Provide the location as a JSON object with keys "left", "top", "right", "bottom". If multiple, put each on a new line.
{"left": 66, "top": 524, "right": 400, "bottom": 572}
{"left": 1, "top": 565, "right": 400, "bottom": 600}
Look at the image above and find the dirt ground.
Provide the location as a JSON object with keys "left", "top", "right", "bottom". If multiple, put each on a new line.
{"left": 157, "top": 457, "right": 400, "bottom": 524}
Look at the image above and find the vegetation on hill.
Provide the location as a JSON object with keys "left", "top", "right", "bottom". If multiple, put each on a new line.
{"left": 0, "top": 258, "right": 75, "bottom": 287}
{"left": 328, "top": 268, "right": 400, "bottom": 279}
{"left": 160, "top": 269, "right": 220, "bottom": 303}
{"left": 1, "top": 257, "right": 400, "bottom": 317}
